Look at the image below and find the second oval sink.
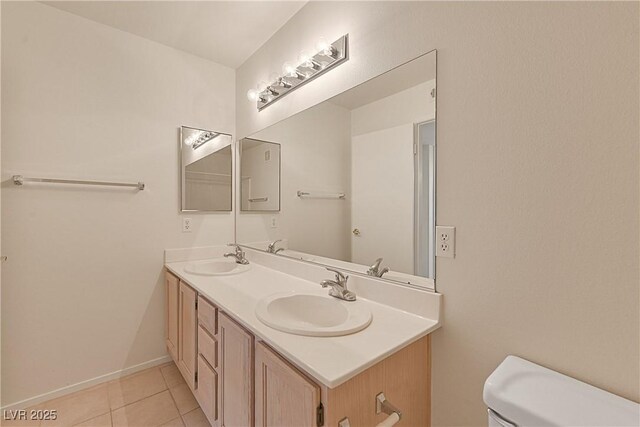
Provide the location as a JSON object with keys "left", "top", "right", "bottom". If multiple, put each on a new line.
{"left": 184, "top": 258, "right": 250, "bottom": 276}
{"left": 255, "top": 292, "right": 372, "bottom": 337}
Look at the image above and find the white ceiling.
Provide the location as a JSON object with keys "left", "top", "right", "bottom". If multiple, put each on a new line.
{"left": 42, "top": 1, "right": 307, "bottom": 68}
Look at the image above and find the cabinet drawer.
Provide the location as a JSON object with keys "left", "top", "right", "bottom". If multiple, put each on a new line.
{"left": 198, "top": 324, "right": 217, "bottom": 369}
{"left": 197, "top": 355, "right": 218, "bottom": 426}
{"left": 198, "top": 296, "right": 217, "bottom": 336}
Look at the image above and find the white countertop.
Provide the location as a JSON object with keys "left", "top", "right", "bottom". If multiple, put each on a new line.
{"left": 165, "top": 255, "right": 440, "bottom": 389}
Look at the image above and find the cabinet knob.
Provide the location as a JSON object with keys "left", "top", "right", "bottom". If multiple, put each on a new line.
{"left": 352, "top": 228, "right": 361, "bottom": 236}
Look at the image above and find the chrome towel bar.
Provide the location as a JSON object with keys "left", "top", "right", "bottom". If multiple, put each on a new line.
{"left": 12, "top": 175, "right": 145, "bottom": 190}
{"left": 297, "top": 190, "right": 345, "bottom": 199}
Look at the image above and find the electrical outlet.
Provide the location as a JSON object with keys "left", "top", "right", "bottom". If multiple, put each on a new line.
{"left": 270, "top": 216, "right": 278, "bottom": 228}
{"left": 183, "top": 218, "right": 192, "bottom": 233}
{"left": 436, "top": 226, "right": 455, "bottom": 258}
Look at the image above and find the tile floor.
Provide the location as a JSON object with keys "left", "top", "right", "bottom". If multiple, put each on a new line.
{"left": 2, "top": 363, "right": 209, "bottom": 427}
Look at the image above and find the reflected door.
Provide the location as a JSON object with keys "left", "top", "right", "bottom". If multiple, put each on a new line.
{"left": 415, "top": 120, "right": 436, "bottom": 278}
{"left": 351, "top": 123, "right": 415, "bottom": 273}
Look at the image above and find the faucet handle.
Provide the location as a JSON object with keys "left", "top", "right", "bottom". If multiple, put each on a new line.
{"left": 326, "top": 267, "right": 348, "bottom": 284}
{"left": 370, "top": 257, "right": 383, "bottom": 270}
{"left": 267, "top": 239, "right": 282, "bottom": 252}
{"left": 226, "top": 243, "right": 243, "bottom": 255}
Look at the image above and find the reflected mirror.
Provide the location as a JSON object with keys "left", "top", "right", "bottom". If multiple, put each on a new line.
{"left": 240, "top": 138, "right": 281, "bottom": 211}
{"left": 237, "top": 51, "right": 436, "bottom": 289}
{"left": 180, "top": 126, "right": 232, "bottom": 212}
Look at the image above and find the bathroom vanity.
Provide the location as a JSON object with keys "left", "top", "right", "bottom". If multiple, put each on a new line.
{"left": 164, "top": 249, "right": 441, "bottom": 427}
{"left": 167, "top": 49, "right": 441, "bottom": 427}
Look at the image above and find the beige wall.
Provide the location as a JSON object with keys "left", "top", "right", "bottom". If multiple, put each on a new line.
{"left": 1, "top": 2, "right": 235, "bottom": 407}
{"left": 236, "top": 2, "right": 640, "bottom": 426}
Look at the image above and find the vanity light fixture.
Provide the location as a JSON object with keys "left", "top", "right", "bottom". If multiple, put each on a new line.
{"left": 246, "top": 34, "right": 349, "bottom": 111}
{"left": 187, "top": 131, "right": 219, "bottom": 150}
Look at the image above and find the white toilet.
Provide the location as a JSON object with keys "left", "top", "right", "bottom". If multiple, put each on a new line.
{"left": 483, "top": 356, "right": 640, "bottom": 426}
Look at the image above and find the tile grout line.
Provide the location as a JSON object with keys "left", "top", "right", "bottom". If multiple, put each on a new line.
{"left": 109, "top": 368, "right": 169, "bottom": 412}
{"left": 160, "top": 376, "right": 182, "bottom": 427}
{"left": 159, "top": 363, "right": 201, "bottom": 426}
{"left": 72, "top": 409, "right": 112, "bottom": 427}
{"left": 115, "top": 388, "right": 169, "bottom": 411}
{"left": 110, "top": 388, "right": 174, "bottom": 427}
{"left": 160, "top": 364, "right": 183, "bottom": 426}
{"left": 93, "top": 368, "right": 169, "bottom": 426}
{"left": 106, "top": 377, "right": 114, "bottom": 427}
{"left": 48, "top": 385, "right": 112, "bottom": 427}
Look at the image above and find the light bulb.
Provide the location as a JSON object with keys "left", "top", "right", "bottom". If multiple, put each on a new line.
{"left": 282, "top": 61, "right": 296, "bottom": 76}
{"left": 184, "top": 134, "right": 197, "bottom": 146}
{"left": 257, "top": 81, "right": 268, "bottom": 93}
{"left": 269, "top": 72, "right": 280, "bottom": 83}
{"left": 316, "top": 37, "right": 336, "bottom": 58}
{"left": 246, "top": 88, "right": 258, "bottom": 102}
{"left": 315, "top": 37, "right": 330, "bottom": 53}
{"left": 298, "top": 50, "right": 313, "bottom": 67}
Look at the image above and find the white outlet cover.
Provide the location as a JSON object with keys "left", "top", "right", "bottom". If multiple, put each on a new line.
{"left": 183, "top": 218, "right": 192, "bottom": 233}
{"left": 436, "top": 226, "right": 455, "bottom": 258}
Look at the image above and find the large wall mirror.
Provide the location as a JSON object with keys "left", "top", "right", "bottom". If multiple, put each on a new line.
{"left": 237, "top": 50, "right": 436, "bottom": 289}
{"left": 180, "top": 126, "right": 233, "bottom": 212}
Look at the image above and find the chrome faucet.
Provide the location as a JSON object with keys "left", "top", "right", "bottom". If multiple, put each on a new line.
{"left": 320, "top": 268, "right": 356, "bottom": 301}
{"left": 224, "top": 244, "right": 249, "bottom": 265}
{"left": 267, "top": 239, "right": 284, "bottom": 254}
{"left": 367, "top": 258, "right": 389, "bottom": 278}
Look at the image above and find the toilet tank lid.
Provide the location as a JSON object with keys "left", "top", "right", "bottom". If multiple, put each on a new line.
{"left": 483, "top": 356, "right": 640, "bottom": 427}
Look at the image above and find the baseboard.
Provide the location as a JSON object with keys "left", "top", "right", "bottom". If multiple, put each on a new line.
{"left": 1, "top": 355, "right": 172, "bottom": 411}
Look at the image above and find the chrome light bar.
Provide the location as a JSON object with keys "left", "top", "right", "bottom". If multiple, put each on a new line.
{"left": 191, "top": 131, "right": 219, "bottom": 150}
{"left": 255, "top": 34, "right": 348, "bottom": 111}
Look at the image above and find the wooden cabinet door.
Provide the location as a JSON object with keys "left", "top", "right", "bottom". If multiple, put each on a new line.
{"left": 218, "top": 312, "right": 254, "bottom": 427}
{"left": 177, "top": 281, "right": 197, "bottom": 391}
{"left": 165, "top": 271, "right": 179, "bottom": 363}
{"left": 198, "top": 355, "right": 219, "bottom": 427}
{"left": 255, "top": 341, "right": 320, "bottom": 427}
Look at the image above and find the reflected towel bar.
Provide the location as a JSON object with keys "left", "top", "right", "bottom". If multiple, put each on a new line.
{"left": 12, "top": 175, "right": 145, "bottom": 190}
{"left": 297, "top": 190, "right": 345, "bottom": 199}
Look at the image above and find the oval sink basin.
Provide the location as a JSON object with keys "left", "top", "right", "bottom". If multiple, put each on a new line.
{"left": 255, "top": 292, "right": 372, "bottom": 337}
{"left": 184, "top": 258, "right": 250, "bottom": 276}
